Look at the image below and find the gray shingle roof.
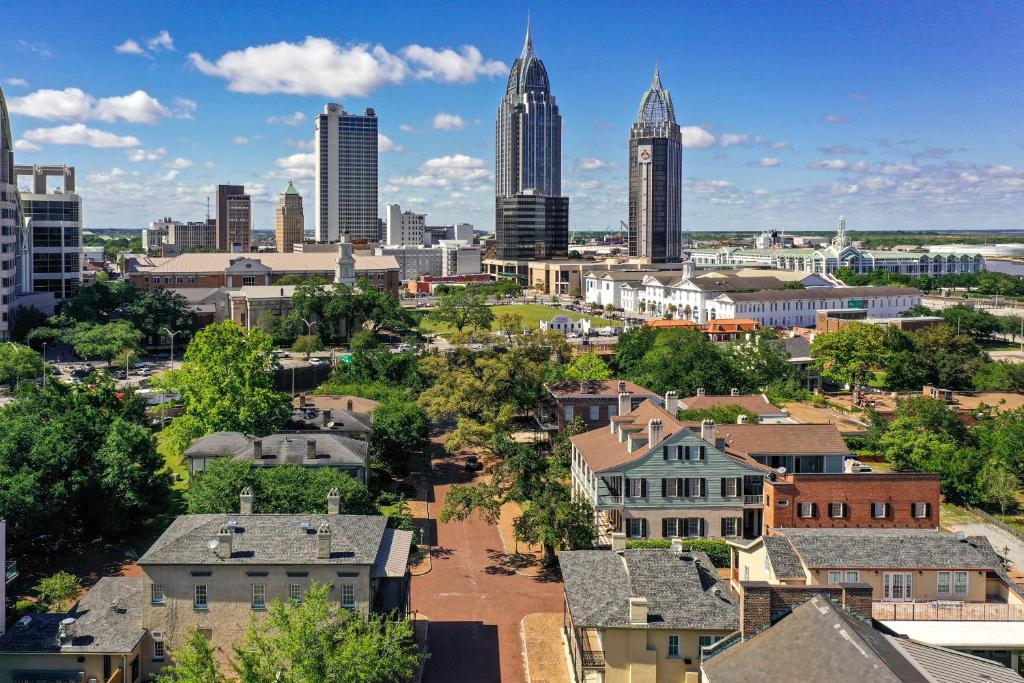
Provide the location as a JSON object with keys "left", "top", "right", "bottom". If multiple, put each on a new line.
{"left": 716, "top": 285, "right": 921, "bottom": 303}
{"left": 890, "top": 637, "right": 1024, "bottom": 683}
{"left": 372, "top": 527, "right": 414, "bottom": 578}
{"left": 560, "top": 549, "right": 738, "bottom": 630}
{"left": 778, "top": 528, "right": 1000, "bottom": 570}
{"left": 288, "top": 407, "right": 374, "bottom": 434}
{"left": 762, "top": 536, "right": 805, "bottom": 578}
{"left": 0, "top": 577, "right": 144, "bottom": 654}
{"left": 139, "top": 514, "right": 387, "bottom": 566}
{"left": 184, "top": 431, "right": 368, "bottom": 469}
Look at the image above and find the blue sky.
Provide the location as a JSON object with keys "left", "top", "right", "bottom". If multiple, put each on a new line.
{"left": 3, "top": 0, "right": 1024, "bottom": 232}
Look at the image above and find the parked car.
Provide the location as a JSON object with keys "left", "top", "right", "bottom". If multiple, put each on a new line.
{"left": 464, "top": 455, "right": 483, "bottom": 472}
{"left": 308, "top": 357, "right": 327, "bottom": 366}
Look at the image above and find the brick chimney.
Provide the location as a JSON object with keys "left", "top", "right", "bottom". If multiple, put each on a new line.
{"left": 618, "top": 392, "right": 632, "bottom": 417}
{"left": 740, "top": 582, "right": 875, "bottom": 639}
{"left": 701, "top": 419, "right": 716, "bottom": 445}
{"left": 664, "top": 391, "right": 679, "bottom": 415}
{"left": 648, "top": 418, "right": 663, "bottom": 446}
{"left": 306, "top": 439, "right": 317, "bottom": 459}
{"left": 611, "top": 532, "right": 627, "bottom": 552}
{"left": 240, "top": 487, "right": 253, "bottom": 515}
{"left": 327, "top": 487, "right": 341, "bottom": 514}
{"left": 629, "top": 597, "right": 649, "bottom": 625}
{"left": 347, "top": 399, "right": 353, "bottom": 410}
{"left": 252, "top": 439, "right": 263, "bottom": 459}
{"left": 697, "top": 387, "right": 706, "bottom": 397}
{"left": 317, "top": 522, "right": 332, "bottom": 559}
{"left": 322, "top": 409, "right": 332, "bottom": 426}
{"left": 215, "top": 523, "right": 233, "bottom": 559}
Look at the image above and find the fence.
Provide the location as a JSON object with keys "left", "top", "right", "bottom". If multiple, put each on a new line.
{"left": 965, "top": 506, "right": 1024, "bottom": 545}
{"left": 873, "top": 601, "right": 1024, "bottom": 621}
{"left": 272, "top": 363, "right": 333, "bottom": 394}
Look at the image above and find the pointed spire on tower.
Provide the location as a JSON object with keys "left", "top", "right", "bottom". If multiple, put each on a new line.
{"left": 521, "top": 14, "right": 535, "bottom": 58}
{"left": 651, "top": 63, "right": 663, "bottom": 91}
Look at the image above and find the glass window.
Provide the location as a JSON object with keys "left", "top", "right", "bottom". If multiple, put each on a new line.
{"left": 798, "top": 502, "right": 814, "bottom": 518}
{"left": 194, "top": 584, "right": 208, "bottom": 609}
{"left": 722, "top": 518, "right": 739, "bottom": 537}
{"left": 667, "top": 634, "right": 679, "bottom": 657}
{"left": 846, "top": 571, "right": 860, "bottom": 583}
{"left": 341, "top": 584, "right": 355, "bottom": 609}
{"left": 153, "top": 640, "right": 165, "bottom": 660}
{"left": 686, "top": 478, "right": 701, "bottom": 497}
{"left": 252, "top": 584, "right": 266, "bottom": 609}
{"left": 829, "top": 502, "right": 845, "bottom": 518}
{"left": 684, "top": 518, "right": 701, "bottom": 537}
{"left": 699, "top": 635, "right": 721, "bottom": 650}
{"left": 937, "top": 571, "right": 951, "bottom": 594}
{"left": 872, "top": 502, "right": 888, "bottom": 519}
{"left": 151, "top": 583, "right": 164, "bottom": 604}
{"left": 589, "top": 405, "right": 600, "bottom": 421}
{"left": 828, "top": 570, "right": 843, "bottom": 584}
{"left": 289, "top": 583, "right": 303, "bottom": 605}
{"left": 564, "top": 405, "right": 574, "bottom": 421}
{"left": 954, "top": 571, "right": 968, "bottom": 595}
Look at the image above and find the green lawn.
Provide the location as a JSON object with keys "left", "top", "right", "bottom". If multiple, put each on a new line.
{"left": 417, "top": 304, "right": 624, "bottom": 335}
{"left": 157, "top": 431, "right": 189, "bottom": 491}
{"left": 940, "top": 502, "right": 981, "bottom": 528}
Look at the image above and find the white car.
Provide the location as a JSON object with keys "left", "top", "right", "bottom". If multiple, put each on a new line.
{"left": 308, "top": 357, "right": 327, "bottom": 366}
{"left": 566, "top": 332, "right": 580, "bottom": 339}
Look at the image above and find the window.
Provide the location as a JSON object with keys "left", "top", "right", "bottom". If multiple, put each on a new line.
{"left": 722, "top": 477, "right": 738, "bottom": 497}
{"left": 628, "top": 518, "right": 647, "bottom": 538}
{"left": 684, "top": 518, "right": 702, "bottom": 538}
{"left": 699, "top": 635, "right": 721, "bottom": 650}
{"left": 798, "top": 502, "right": 814, "bottom": 518}
{"left": 777, "top": 499, "right": 789, "bottom": 507}
{"left": 913, "top": 502, "right": 930, "bottom": 518}
{"left": 627, "top": 478, "right": 646, "bottom": 497}
{"left": 845, "top": 571, "right": 860, "bottom": 583}
{"left": 828, "top": 502, "right": 845, "bottom": 518}
{"left": 883, "top": 572, "right": 913, "bottom": 601}
{"left": 721, "top": 517, "right": 739, "bottom": 537}
{"left": 289, "top": 584, "right": 303, "bottom": 605}
{"left": 341, "top": 584, "right": 355, "bottom": 609}
{"left": 153, "top": 640, "right": 165, "bottom": 661}
{"left": 954, "top": 571, "right": 968, "bottom": 595}
{"left": 664, "top": 518, "right": 679, "bottom": 537}
{"left": 589, "top": 405, "right": 600, "bottom": 421}
{"left": 663, "top": 478, "right": 683, "bottom": 497}
{"left": 681, "top": 445, "right": 689, "bottom": 460}
{"left": 685, "top": 478, "right": 704, "bottom": 498}
{"left": 938, "top": 571, "right": 968, "bottom": 596}
{"left": 194, "top": 584, "right": 208, "bottom": 609}
{"left": 564, "top": 405, "right": 574, "bottom": 421}
{"left": 697, "top": 445, "right": 706, "bottom": 460}
{"left": 828, "top": 570, "right": 858, "bottom": 584}
{"left": 151, "top": 583, "right": 165, "bottom": 604}
{"left": 667, "top": 634, "right": 680, "bottom": 658}
{"left": 872, "top": 502, "right": 889, "bottom": 519}
{"left": 252, "top": 584, "right": 266, "bottom": 609}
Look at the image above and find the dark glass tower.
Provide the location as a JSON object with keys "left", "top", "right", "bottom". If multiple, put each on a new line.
{"left": 0, "top": 85, "right": 18, "bottom": 339}
{"left": 628, "top": 66, "right": 682, "bottom": 262}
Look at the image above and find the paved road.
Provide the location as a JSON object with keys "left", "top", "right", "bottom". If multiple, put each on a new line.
{"left": 411, "top": 456, "right": 564, "bottom": 683}
{"left": 949, "top": 522, "right": 1024, "bottom": 569}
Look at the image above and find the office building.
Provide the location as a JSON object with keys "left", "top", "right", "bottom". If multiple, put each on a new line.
{"left": 274, "top": 182, "right": 304, "bottom": 253}
{"left": 629, "top": 66, "right": 682, "bottom": 262}
{"left": 385, "top": 203, "right": 426, "bottom": 246}
{"left": 0, "top": 86, "right": 17, "bottom": 339}
{"left": 314, "top": 103, "right": 378, "bottom": 243}
{"left": 14, "top": 164, "right": 82, "bottom": 299}
{"left": 143, "top": 217, "right": 177, "bottom": 251}
{"left": 216, "top": 184, "right": 251, "bottom": 252}
{"left": 494, "top": 21, "right": 568, "bottom": 260}
{"left": 166, "top": 219, "right": 217, "bottom": 252}
{"left": 425, "top": 222, "right": 474, "bottom": 245}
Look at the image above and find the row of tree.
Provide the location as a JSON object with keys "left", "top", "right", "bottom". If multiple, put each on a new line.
{"left": 835, "top": 266, "right": 1024, "bottom": 296}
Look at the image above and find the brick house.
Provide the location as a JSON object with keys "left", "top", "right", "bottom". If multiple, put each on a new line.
{"left": 763, "top": 472, "right": 940, "bottom": 531}
{"left": 539, "top": 379, "right": 658, "bottom": 432}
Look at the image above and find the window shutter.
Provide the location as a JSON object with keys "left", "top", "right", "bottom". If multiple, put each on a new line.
{"left": 642, "top": 518, "right": 648, "bottom": 538}
{"left": 641, "top": 479, "right": 647, "bottom": 498}
{"left": 699, "top": 518, "right": 706, "bottom": 538}
{"left": 720, "top": 478, "right": 726, "bottom": 497}
{"left": 699, "top": 446, "right": 706, "bottom": 460}
{"left": 684, "top": 445, "right": 690, "bottom": 461}
{"left": 663, "top": 446, "right": 668, "bottom": 460}
{"left": 625, "top": 521, "right": 631, "bottom": 538}
{"left": 737, "top": 477, "right": 744, "bottom": 497}
{"left": 720, "top": 517, "right": 727, "bottom": 537}
{"left": 661, "top": 479, "right": 667, "bottom": 498}
{"left": 676, "top": 478, "right": 683, "bottom": 497}
{"left": 700, "top": 478, "right": 707, "bottom": 498}
{"left": 662, "top": 518, "right": 668, "bottom": 539}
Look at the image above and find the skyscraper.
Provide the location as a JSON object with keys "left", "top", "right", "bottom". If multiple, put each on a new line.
{"left": 628, "top": 66, "right": 682, "bottom": 262}
{"left": 494, "top": 21, "right": 568, "bottom": 260}
{"left": 0, "top": 85, "right": 18, "bottom": 340}
{"left": 275, "top": 182, "right": 304, "bottom": 253}
{"left": 15, "top": 164, "right": 82, "bottom": 299}
{"left": 314, "top": 103, "right": 378, "bottom": 243}
{"left": 216, "top": 184, "right": 251, "bottom": 252}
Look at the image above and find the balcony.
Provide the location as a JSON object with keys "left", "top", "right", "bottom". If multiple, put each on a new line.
{"left": 743, "top": 494, "right": 764, "bottom": 505}
{"left": 597, "top": 493, "right": 623, "bottom": 507}
{"left": 873, "top": 601, "right": 1024, "bottom": 621}
{"left": 5, "top": 561, "right": 16, "bottom": 584}
{"left": 577, "top": 628, "right": 605, "bottom": 669}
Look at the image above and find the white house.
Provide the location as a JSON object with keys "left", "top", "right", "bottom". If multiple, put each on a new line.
{"left": 540, "top": 314, "right": 592, "bottom": 335}
{"left": 583, "top": 271, "right": 653, "bottom": 309}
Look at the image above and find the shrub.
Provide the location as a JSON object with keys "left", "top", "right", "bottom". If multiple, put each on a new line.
{"left": 625, "top": 538, "right": 731, "bottom": 568}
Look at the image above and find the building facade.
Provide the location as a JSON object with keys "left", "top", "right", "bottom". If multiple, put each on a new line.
{"left": 0, "top": 86, "right": 18, "bottom": 340}
{"left": 540, "top": 379, "right": 658, "bottom": 432}
{"left": 165, "top": 218, "right": 217, "bottom": 252}
{"left": 144, "top": 217, "right": 177, "bottom": 251}
{"left": 14, "top": 164, "right": 82, "bottom": 300}
{"left": 385, "top": 203, "right": 426, "bottom": 246}
{"left": 711, "top": 285, "right": 923, "bottom": 328}
{"left": 215, "top": 184, "right": 251, "bottom": 252}
{"left": 315, "top": 103, "right": 378, "bottom": 243}
{"left": 629, "top": 66, "right": 682, "bottom": 263}
{"left": 274, "top": 182, "right": 304, "bottom": 253}
{"left": 495, "top": 192, "right": 568, "bottom": 260}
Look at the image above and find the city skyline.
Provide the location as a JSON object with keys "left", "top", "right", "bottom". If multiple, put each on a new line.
{"left": 1, "top": 2, "right": 1023, "bottom": 231}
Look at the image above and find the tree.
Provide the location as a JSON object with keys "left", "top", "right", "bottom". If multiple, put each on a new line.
{"left": 158, "top": 322, "right": 291, "bottom": 454}
{"left": 726, "top": 331, "right": 797, "bottom": 390}
{"left": 155, "top": 629, "right": 226, "bottom": 683}
{"left": 369, "top": 400, "right": 430, "bottom": 475}
{"left": 513, "top": 484, "right": 595, "bottom": 566}
{"left": 232, "top": 584, "right": 420, "bottom": 683}
{"left": 349, "top": 329, "right": 379, "bottom": 352}
{"left": 625, "top": 328, "right": 745, "bottom": 396}
{"left": 563, "top": 352, "right": 612, "bottom": 383}
{"left": 65, "top": 321, "right": 143, "bottom": 365}
{"left": 293, "top": 334, "right": 323, "bottom": 360}
{"left": 34, "top": 571, "right": 81, "bottom": 611}
{"left": 912, "top": 324, "right": 985, "bottom": 390}
{"left": 679, "top": 404, "right": 759, "bottom": 424}
{"left": 429, "top": 288, "right": 494, "bottom": 333}
{"left": 352, "top": 278, "right": 415, "bottom": 335}
{"left": 0, "top": 343, "right": 43, "bottom": 386}
{"left": 979, "top": 462, "right": 1020, "bottom": 515}
{"left": 810, "top": 323, "right": 887, "bottom": 388}
{"left": 9, "top": 305, "right": 50, "bottom": 344}
{"left": 122, "top": 287, "right": 196, "bottom": 342}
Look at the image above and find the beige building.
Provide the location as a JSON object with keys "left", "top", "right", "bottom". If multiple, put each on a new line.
{"left": 275, "top": 182, "right": 304, "bottom": 254}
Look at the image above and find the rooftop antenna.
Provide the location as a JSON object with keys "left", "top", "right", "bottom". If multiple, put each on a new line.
{"left": 206, "top": 196, "right": 210, "bottom": 222}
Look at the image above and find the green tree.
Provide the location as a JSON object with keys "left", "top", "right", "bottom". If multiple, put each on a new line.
{"left": 349, "top": 329, "right": 379, "bottom": 352}
{"left": 810, "top": 323, "right": 887, "bottom": 388}
{"left": 34, "top": 571, "right": 81, "bottom": 611}
{"left": 0, "top": 343, "right": 44, "bottom": 386}
{"left": 626, "top": 328, "right": 745, "bottom": 396}
{"left": 352, "top": 278, "right": 415, "bottom": 335}
{"left": 122, "top": 287, "right": 196, "bottom": 342}
{"left": 563, "top": 352, "right": 612, "bottom": 383}
{"left": 232, "top": 584, "right": 421, "bottom": 683}
{"left": 155, "top": 629, "right": 226, "bottom": 683}
{"left": 9, "top": 305, "right": 50, "bottom": 344}
{"left": 913, "top": 324, "right": 985, "bottom": 389}
{"left": 978, "top": 462, "right": 1020, "bottom": 515}
{"left": 726, "top": 331, "right": 797, "bottom": 390}
{"left": 429, "top": 288, "right": 494, "bottom": 333}
{"left": 65, "top": 321, "right": 143, "bottom": 365}
{"left": 369, "top": 400, "right": 431, "bottom": 475}
{"left": 293, "top": 334, "right": 323, "bottom": 360}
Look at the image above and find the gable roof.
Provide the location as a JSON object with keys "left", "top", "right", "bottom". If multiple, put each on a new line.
{"left": 762, "top": 535, "right": 805, "bottom": 578}
{"left": 679, "top": 394, "right": 784, "bottom": 418}
{"left": 715, "top": 423, "right": 849, "bottom": 456}
{"left": 560, "top": 549, "right": 738, "bottom": 631}
{"left": 146, "top": 251, "right": 398, "bottom": 274}
{"left": 184, "top": 431, "right": 369, "bottom": 468}
{"left": 776, "top": 528, "right": 1002, "bottom": 570}
{"left": 571, "top": 400, "right": 683, "bottom": 472}
{"left": 682, "top": 276, "right": 790, "bottom": 292}
{"left": 715, "top": 286, "right": 921, "bottom": 304}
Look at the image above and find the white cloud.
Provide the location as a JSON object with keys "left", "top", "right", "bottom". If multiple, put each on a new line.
{"left": 127, "top": 147, "right": 166, "bottom": 162}
{"left": 577, "top": 157, "right": 618, "bottom": 171}
{"left": 399, "top": 123, "right": 415, "bottom": 133}
{"left": 164, "top": 157, "right": 193, "bottom": 169}
{"left": 147, "top": 30, "right": 174, "bottom": 51}
{"left": 233, "top": 136, "right": 249, "bottom": 145}
{"left": 880, "top": 163, "right": 920, "bottom": 176}
{"left": 832, "top": 182, "right": 860, "bottom": 194}
{"left": 679, "top": 126, "right": 716, "bottom": 149}
{"left": 172, "top": 97, "right": 197, "bottom": 119}
{"left": 720, "top": 134, "right": 750, "bottom": 147}
{"left": 824, "top": 113, "right": 851, "bottom": 125}
{"left": 5, "top": 78, "right": 28, "bottom": 87}
{"left": 810, "top": 159, "right": 850, "bottom": 170}
{"left": 390, "top": 154, "right": 490, "bottom": 189}
{"left": 94, "top": 90, "right": 170, "bottom": 123}
{"left": 432, "top": 113, "right": 466, "bottom": 130}
{"left": 13, "top": 140, "right": 40, "bottom": 152}
{"left": 401, "top": 45, "right": 505, "bottom": 83}
{"left": 203, "top": 161, "right": 215, "bottom": 169}
{"left": 18, "top": 40, "right": 52, "bottom": 58}
{"left": 756, "top": 157, "right": 780, "bottom": 167}
{"left": 267, "top": 112, "right": 307, "bottom": 126}
{"left": 7, "top": 88, "right": 94, "bottom": 120}
{"left": 23, "top": 124, "right": 140, "bottom": 148}
{"left": 161, "top": 170, "right": 179, "bottom": 181}
{"left": 115, "top": 39, "right": 147, "bottom": 56}
{"left": 274, "top": 152, "right": 315, "bottom": 179}
{"left": 378, "top": 133, "right": 403, "bottom": 152}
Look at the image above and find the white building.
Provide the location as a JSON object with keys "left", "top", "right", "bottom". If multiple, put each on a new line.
{"left": 439, "top": 240, "right": 481, "bottom": 277}
{"left": 144, "top": 217, "right": 178, "bottom": 251}
{"left": 15, "top": 164, "right": 83, "bottom": 300}
{"left": 385, "top": 203, "right": 427, "bottom": 246}
{"left": 314, "top": 103, "right": 378, "bottom": 242}
{"left": 711, "top": 286, "right": 922, "bottom": 328}
{"left": 539, "top": 313, "right": 591, "bottom": 334}
{"left": 375, "top": 240, "right": 481, "bottom": 281}
{"left": 584, "top": 270, "right": 657, "bottom": 309}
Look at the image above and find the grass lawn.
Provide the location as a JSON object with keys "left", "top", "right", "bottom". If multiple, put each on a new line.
{"left": 940, "top": 502, "right": 981, "bottom": 528}
{"left": 157, "top": 431, "right": 189, "bottom": 492}
{"left": 417, "top": 303, "right": 624, "bottom": 335}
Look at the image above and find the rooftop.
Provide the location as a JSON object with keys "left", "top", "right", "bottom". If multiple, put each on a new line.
{"left": 571, "top": 400, "right": 684, "bottom": 471}
{"left": 560, "top": 549, "right": 737, "bottom": 630}
{"left": 184, "top": 431, "right": 369, "bottom": 468}
{"left": 143, "top": 251, "right": 399, "bottom": 274}
{"left": 714, "top": 423, "right": 850, "bottom": 457}
{"left": 679, "top": 394, "right": 785, "bottom": 418}
{"left": 545, "top": 379, "right": 657, "bottom": 400}
{"left": 776, "top": 528, "right": 1002, "bottom": 570}
{"left": 716, "top": 286, "right": 922, "bottom": 303}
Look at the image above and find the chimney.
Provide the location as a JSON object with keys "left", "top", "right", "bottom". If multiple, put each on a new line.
{"left": 628, "top": 597, "right": 649, "bottom": 625}
{"left": 215, "top": 523, "right": 233, "bottom": 559}
{"left": 327, "top": 487, "right": 341, "bottom": 514}
{"left": 306, "top": 439, "right": 317, "bottom": 459}
{"left": 617, "top": 380, "right": 626, "bottom": 393}
{"left": 737, "top": 414, "right": 749, "bottom": 424}
{"left": 730, "top": 388, "right": 740, "bottom": 396}
{"left": 322, "top": 409, "right": 332, "bottom": 426}
{"left": 58, "top": 617, "right": 77, "bottom": 644}
{"left": 739, "top": 582, "right": 773, "bottom": 637}
{"left": 697, "top": 387, "right": 706, "bottom": 397}
{"left": 701, "top": 420, "right": 716, "bottom": 444}
{"left": 317, "top": 522, "right": 332, "bottom": 559}
{"left": 617, "top": 392, "right": 632, "bottom": 417}
{"left": 648, "top": 418, "right": 663, "bottom": 446}
{"left": 611, "top": 532, "right": 627, "bottom": 552}
{"left": 664, "top": 391, "right": 679, "bottom": 415}
{"left": 252, "top": 439, "right": 263, "bottom": 459}
{"left": 240, "top": 487, "right": 253, "bottom": 514}
{"left": 346, "top": 399, "right": 353, "bottom": 411}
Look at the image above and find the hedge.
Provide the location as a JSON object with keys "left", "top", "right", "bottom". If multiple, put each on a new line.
{"left": 625, "top": 538, "right": 731, "bottom": 568}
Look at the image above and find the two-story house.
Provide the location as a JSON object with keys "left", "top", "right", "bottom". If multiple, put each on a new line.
{"left": 539, "top": 380, "right": 658, "bottom": 432}
{"left": 570, "top": 397, "right": 768, "bottom": 543}
{"left": 728, "top": 528, "right": 1024, "bottom": 671}
{"left": 184, "top": 431, "right": 370, "bottom": 482}
{"left": 561, "top": 537, "right": 738, "bottom": 683}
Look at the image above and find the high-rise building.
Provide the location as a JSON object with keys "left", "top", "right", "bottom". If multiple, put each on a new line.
{"left": 166, "top": 219, "right": 217, "bottom": 251}
{"left": 314, "top": 103, "right": 378, "bottom": 243}
{"left": 494, "top": 21, "right": 568, "bottom": 260}
{"left": 15, "top": 164, "right": 82, "bottom": 299}
{"left": 0, "top": 86, "right": 18, "bottom": 339}
{"left": 275, "top": 182, "right": 304, "bottom": 253}
{"left": 216, "top": 184, "right": 251, "bottom": 252}
{"left": 144, "top": 217, "right": 178, "bottom": 251}
{"left": 385, "top": 203, "right": 426, "bottom": 246}
{"left": 628, "top": 66, "right": 682, "bottom": 262}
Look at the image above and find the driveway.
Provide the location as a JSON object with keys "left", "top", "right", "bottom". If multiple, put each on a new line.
{"left": 411, "top": 455, "right": 565, "bottom": 683}
{"left": 949, "top": 521, "right": 1024, "bottom": 569}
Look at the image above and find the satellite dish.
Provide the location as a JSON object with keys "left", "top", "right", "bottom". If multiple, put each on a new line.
{"left": 777, "top": 466, "right": 787, "bottom": 474}
{"left": 954, "top": 531, "right": 967, "bottom": 542}
{"left": 207, "top": 539, "right": 219, "bottom": 550}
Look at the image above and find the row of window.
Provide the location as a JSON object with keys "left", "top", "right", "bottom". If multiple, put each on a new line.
{"left": 624, "top": 476, "right": 742, "bottom": 499}
{"left": 151, "top": 582, "right": 355, "bottom": 610}
{"left": 666, "top": 633, "right": 723, "bottom": 658}
{"left": 793, "top": 501, "right": 931, "bottom": 520}
{"left": 626, "top": 516, "right": 742, "bottom": 538}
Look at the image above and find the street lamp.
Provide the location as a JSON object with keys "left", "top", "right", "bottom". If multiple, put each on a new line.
{"left": 301, "top": 318, "right": 317, "bottom": 336}
{"left": 163, "top": 328, "right": 182, "bottom": 370}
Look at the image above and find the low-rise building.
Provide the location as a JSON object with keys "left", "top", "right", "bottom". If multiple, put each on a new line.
{"left": 678, "top": 390, "right": 788, "bottom": 422}
{"left": 561, "top": 542, "right": 738, "bottom": 683}
{"left": 540, "top": 379, "right": 658, "bottom": 432}
{"left": 712, "top": 421, "right": 849, "bottom": 474}
{"left": 709, "top": 286, "right": 922, "bottom": 329}
{"left": 539, "top": 313, "right": 591, "bottom": 335}
{"left": 815, "top": 307, "right": 944, "bottom": 332}
{"left": 184, "top": 432, "right": 369, "bottom": 482}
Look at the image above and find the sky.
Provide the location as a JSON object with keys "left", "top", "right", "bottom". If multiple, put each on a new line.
{"left": 2, "top": 0, "right": 1024, "bottom": 233}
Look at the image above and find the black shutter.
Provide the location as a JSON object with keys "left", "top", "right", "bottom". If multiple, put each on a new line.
{"left": 677, "top": 478, "right": 684, "bottom": 497}
{"left": 700, "top": 478, "right": 707, "bottom": 498}
{"left": 683, "top": 477, "right": 690, "bottom": 497}
{"left": 699, "top": 446, "right": 706, "bottom": 460}
{"left": 625, "top": 520, "right": 632, "bottom": 538}
{"left": 684, "top": 445, "right": 690, "bottom": 461}
{"left": 663, "top": 446, "right": 668, "bottom": 460}
{"left": 642, "top": 518, "right": 648, "bottom": 538}
{"left": 641, "top": 479, "right": 647, "bottom": 498}
{"left": 720, "top": 478, "right": 726, "bottom": 497}
{"left": 661, "top": 479, "right": 667, "bottom": 498}
{"left": 662, "top": 518, "right": 668, "bottom": 538}
{"left": 721, "top": 518, "right": 727, "bottom": 537}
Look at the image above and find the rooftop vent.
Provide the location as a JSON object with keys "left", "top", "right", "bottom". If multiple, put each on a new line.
{"left": 300, "top": 521, "right": 312, "bottom": 531}
{"left": 58, "top": 617, "right": 77, "bottom": 643}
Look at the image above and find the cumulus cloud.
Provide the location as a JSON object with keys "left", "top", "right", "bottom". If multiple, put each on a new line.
{"left": 267, "top": 112, "right": 307, "bottom": 126}
{"left": 719, "top": 134, "right": 749, "bottom": 147}
{"left": 22, "top": 124, "right": 140, "bottom": 148}
{"left": 164, "top": 157, "right": 193, "bottom": 169}
{"left": 432, "top": 113, "right": 466, "bottom": 130}
{"left": 390, "top": 154, "right": 490, "bottom": 189}
{"left": 824, "top": 113, "right": 851, "bottom": 125}
{"left": 147, "top": 30, "right": 174, "bottom": 51}
{"left": 274, "top": 152, "right": 315, "bottom": 179}
{"left": 233, "top": 136, "right": 249, "bottom": 145}
{"left": 172, "top": 97, "right": 197, "bottom": 119}
{"left": 679, "top": 126, "right": 716, "bottom": 149}
{"left": 7, "top": 87, "right": 174, "bottom": 124}
{"left": 189, "top": 37, "right": 504, "bottom": 97}
{"left": 5, "top": 78, "right": 28, "bottom": 87}
{"left": 810, "top": 159, "right": 850, "bottom": 170}
{"left": 754, "top": 157, "right": 780, "bottom": 167}
{"left": 577, "top": 157, "right": 618, "bottom": 171}
{"left": 14, "top": 140, "right": 40, "bottom": 152}
{"left": 127, "top": 147, "right": 166, "bottom": 162}
{"left": 378, "top": 133, "right": 403, "bottom": 152}
{"left": 399, "top": 123, "right": 415, "bottom": 133}
{"left": 819, "top": 144, "right": 867, "bottom": 155}
{"left": 115, "top": 39, "right": 147, "bottom": 56}
{"left": 94, "top": 90, "right": 170, "bottom": 123}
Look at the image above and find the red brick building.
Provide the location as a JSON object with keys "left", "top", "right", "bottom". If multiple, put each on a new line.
{"left": 763, "top": 472, "right": 940, "bottom": 531}
{"left": 540, "top": 380, "right": 659, "bottom": 432}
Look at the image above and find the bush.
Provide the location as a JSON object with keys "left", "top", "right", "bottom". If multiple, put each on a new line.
{"left": 13, "top": 599, "right": 43, "bottom": 619}
{"left": 625, "top": 538, "right": 731, "bottom": 567}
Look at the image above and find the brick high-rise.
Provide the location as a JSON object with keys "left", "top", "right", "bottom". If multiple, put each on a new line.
{"left": 216, "top": 184, "right": 251, "bottom": 252}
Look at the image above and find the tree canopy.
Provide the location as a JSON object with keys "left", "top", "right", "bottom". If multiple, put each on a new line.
{"left": 429, "top": 288, "right": 494, "bottom": 333}
{"left": 0, "top": 343, "right": 44, "bottom": 386}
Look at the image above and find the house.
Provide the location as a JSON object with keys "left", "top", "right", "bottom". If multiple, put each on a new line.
{"left": 540, "top": 380, "right": 658, "bottom": 432}
{"left": 701, "top": 587, "right": 1023, "bottom": 682}
{"left": 727, "top": 528, "right": 1024, "bottom": 670}
{"left": 763, "top": 472, "right": 940, "bottom": 531}
{"left": 539, "top": 314, "right": 592, "bottom": 335}
{"left": 713, "top": 422, "right": 849, "bottom": 473}
{"left": 561, "top": 540, "right": 738, "bottom": 683}
{"left": 570, "top": 398, "right": 768, "bottom": 543}
{"left": 678, "top": 389, "right": 789, "bottom": 422}
{"left": 287, "top": 395, "right": 376, "bottom": 435}
{"left": 184, "top": 432, "right": 370, "bottom": 482}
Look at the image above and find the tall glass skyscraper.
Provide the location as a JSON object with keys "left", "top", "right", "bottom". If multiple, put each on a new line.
{"left": 494, "top": 21, "right": 568, "bottom": 260}
{"left": 628, "top": 66, "right": 682, "bottom": 262}
{"left": 0, "top": 85, "right": 19, "bottom": 339}
{"left": 315, "top": 103, "right": 378, "bottom": 243}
